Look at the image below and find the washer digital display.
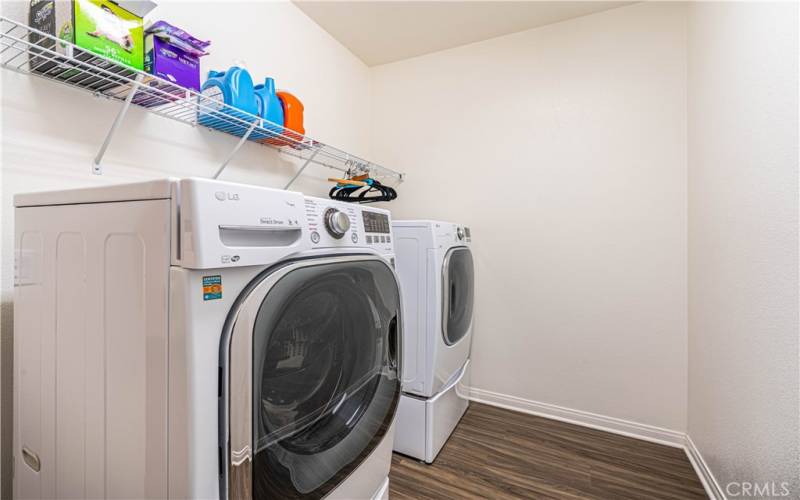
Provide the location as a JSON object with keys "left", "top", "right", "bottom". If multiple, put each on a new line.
{"left": 362, "top": 211, "right": 390, "bottom": 233}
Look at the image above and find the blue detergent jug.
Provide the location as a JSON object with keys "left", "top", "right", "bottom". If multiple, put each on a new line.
{"left": 197, "top": 66, "right": 263, "bottom": 138}
{"left": 254, "top": 77, "right": 285, "bottom": 140}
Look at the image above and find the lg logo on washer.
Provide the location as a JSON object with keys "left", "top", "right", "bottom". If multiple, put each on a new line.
{"left": 214, "top": 191, "right": 239, "bottom": 201}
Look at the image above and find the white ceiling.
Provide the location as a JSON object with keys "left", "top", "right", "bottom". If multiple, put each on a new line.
{"left": 294, "top": 1, "right": 633, "bottom": 66}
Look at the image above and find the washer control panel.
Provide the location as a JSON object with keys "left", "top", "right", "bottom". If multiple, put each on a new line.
{"left": 362, "top": 209, "right": 392, "bottom": 246}
{"left": 304, "top": 197, "right": 394, "bottom": 252}
{"left": 324, "top": 207, "right": 351, "bottom": 239}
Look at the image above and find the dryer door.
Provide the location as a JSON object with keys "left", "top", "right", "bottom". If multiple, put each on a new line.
{"left": 222, "top": 255, "right": 401, "bottom": 500}
{"left": 442, "top": 246, "right": 475, "bottom": 346}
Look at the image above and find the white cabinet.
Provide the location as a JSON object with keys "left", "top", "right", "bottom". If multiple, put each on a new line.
{"left": 14, "top": 199, "right": 170, "bottom": 499}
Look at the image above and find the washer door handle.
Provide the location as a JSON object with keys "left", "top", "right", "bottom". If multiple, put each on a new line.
{"left": 22, "top": 446, "right": 40, "bottom": 472}
{"left": 450, "top": 281, "right": 456, "bottom": 317}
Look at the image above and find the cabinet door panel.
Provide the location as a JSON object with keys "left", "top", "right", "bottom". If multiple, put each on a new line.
{"left": 14, "top": 199, "right": 170, "bottom": 500}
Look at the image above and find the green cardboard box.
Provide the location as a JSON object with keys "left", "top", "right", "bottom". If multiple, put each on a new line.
{"left": 29, "top": 0, "right": 156, "bottom": 89}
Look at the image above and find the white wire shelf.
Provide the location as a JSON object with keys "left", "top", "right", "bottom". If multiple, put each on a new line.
{"left": 0, "top": 16, "right": 404, "bottom": 185}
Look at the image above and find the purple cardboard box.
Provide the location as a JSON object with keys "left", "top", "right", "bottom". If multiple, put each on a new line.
{"left": 148, "top": 35, "right": 201, "bottom": 89}
{"left": 137, "top": 21, "right": 209, "bottom": 105}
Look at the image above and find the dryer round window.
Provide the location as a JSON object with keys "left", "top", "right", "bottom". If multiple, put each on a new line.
{"left": 442, "top": 246, "right": 475, "bottom": 346}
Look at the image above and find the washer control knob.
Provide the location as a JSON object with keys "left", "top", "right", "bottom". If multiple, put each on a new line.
{"left": 457, "top": 227, "right": 465, "bottom": 240}
{"left": 324, "top": 208, "right": 350, "bottom": 239}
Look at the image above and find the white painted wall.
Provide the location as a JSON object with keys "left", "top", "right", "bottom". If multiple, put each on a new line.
{"left": 370, "top": 2, "right": 688, "bottom": 432}
{"left": 687, "top": 2, "right": 799, "bottom": 497}
{"left": 0, "top": 1, "right": 371, "bottom": 495}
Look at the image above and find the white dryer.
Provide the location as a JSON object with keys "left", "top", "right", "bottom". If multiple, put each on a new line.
{"left": 391, "top": 220, "right": 474, "bottom": 463}
{"left": 13, "top": 178, "right": 402, "bottom": 499}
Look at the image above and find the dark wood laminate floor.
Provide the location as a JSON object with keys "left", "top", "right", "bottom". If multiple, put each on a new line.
{"left": 389, "top": 403, "right": 707, "bottom": 500}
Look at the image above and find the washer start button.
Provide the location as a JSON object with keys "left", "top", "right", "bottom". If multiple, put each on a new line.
{"left": 310, "top": 231, "right": 320, "bottom": 243}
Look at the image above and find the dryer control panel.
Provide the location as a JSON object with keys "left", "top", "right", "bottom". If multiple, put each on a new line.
{"left": 304, "top": 196, "right": 394, "bottom": 254}
{"left": 433, "top": 222, "right": 472, "bottom": 248}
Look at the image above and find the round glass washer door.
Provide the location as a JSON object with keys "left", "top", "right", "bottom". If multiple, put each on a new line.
{"left": 224, "top": 256, "right": 401, "bottom": 500}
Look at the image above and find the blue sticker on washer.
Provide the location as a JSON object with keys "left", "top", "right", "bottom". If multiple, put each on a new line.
{"left": 203, "top": 275, "right": 222, "bottom": 300}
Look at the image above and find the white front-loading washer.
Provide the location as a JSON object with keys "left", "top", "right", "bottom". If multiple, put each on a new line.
{"left": 390, "top": 220, "right": 474, "bottom": 463}
{"left": 13, "top": 178, "right": 401, "bottom": 499}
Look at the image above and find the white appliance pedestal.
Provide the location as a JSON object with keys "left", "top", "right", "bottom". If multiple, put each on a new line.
{"left": 393, "top": 360, "right": 471, "bottom": 463}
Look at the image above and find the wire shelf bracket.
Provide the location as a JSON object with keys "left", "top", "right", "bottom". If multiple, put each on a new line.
{"left": 92, "top": 73, "right": 143, "bottom": 175}
{"left": 212, "top": 118, "right": 261, "bottom": 179}
{"left": 284, "top": 149, "right": 320, "bottom": 190}
{"left": 0, "top": 15, "right": 405, "bottom": 186}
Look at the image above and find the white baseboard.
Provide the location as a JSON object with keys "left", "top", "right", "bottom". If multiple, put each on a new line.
{"left": 468, "top": 387, "right": 724, "bottom": 499}
{"left": 468, "top": 387, "right": 686, "bottom": 448}
{"left": 684, "top": 434, "right": 725, "bottom": 500}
